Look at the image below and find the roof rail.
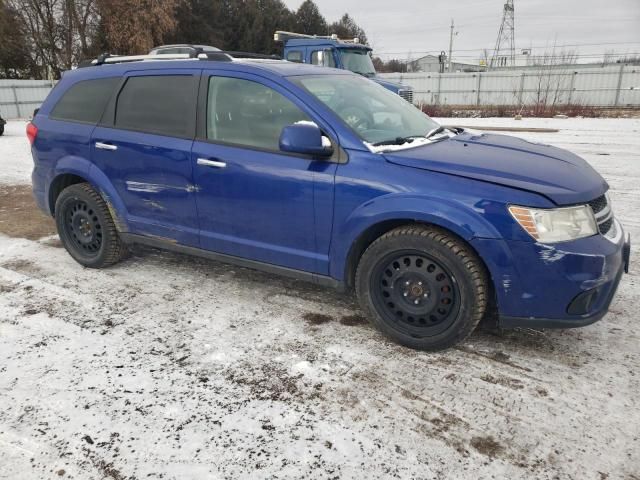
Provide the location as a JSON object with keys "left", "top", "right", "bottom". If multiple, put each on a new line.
{"left": 221, "top": 51, "right": 281, "bottom": 60}
{"left": 274, "top": 30, "right": 362, "bottom": 45}
{"left": 93, "top": 53, "right": 192, "bottom": 65}
{"left": 79, "top": 50, "right": 281, "bottom": 68}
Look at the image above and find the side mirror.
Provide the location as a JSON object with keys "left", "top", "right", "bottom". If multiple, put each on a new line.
{"left": 279, "top": 123, "right": 333, "bottom": 158}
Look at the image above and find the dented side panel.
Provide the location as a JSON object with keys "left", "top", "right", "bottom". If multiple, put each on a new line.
{"left": 91, "top": 126, "right": 199, "bottom": 247}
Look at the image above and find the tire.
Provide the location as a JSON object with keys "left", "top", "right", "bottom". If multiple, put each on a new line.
{"left": 355, "top": 225, "right": 488, "bottom": 351}
{"left": 0, "top": 124, "right": 4, "bottom": 136}
{"left": 55, "top": 182, "right": 128, "bottom": 268}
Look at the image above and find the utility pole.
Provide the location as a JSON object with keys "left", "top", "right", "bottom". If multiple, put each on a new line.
{"left": 448, "top": 18, "right": 455, "bottom": 72}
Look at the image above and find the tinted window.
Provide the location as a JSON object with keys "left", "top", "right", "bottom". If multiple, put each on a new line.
{"left": 115, "top": 75, "right": 196, "bottom": 137}
{"left": 311, "top": 50, "right": 335, "bottom": 68}
{"left": 50, "top": 77, "right": 119, "bottom": 124}
{"left": 207, "top": 76, "right": 310, "bottom": 150}
{"left": 286, "top": 50, "right": 303, "bottom": 63}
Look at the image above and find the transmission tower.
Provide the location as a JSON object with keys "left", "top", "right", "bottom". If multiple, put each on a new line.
{"left": 491, "top": 0, "right": 515, "bottom": 68}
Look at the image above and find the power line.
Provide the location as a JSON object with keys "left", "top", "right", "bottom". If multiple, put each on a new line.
{"left": 377, "top": 53, "right": 640, "bottom": 62}
{"left": 375, "top": 41, "right": 640, "bottom": 56}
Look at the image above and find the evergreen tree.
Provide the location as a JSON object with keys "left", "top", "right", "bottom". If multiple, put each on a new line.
{"left": 294, "top": 0, "right": 327, "bottom": 35}
{"left": 0, "top": 1, "right": 31, "bottom": 78}
{"left": 166, "top": 0, "right": 226, "bottom": 48}
{"left": 329, "top": 13, "right": 368, "bottom": 44}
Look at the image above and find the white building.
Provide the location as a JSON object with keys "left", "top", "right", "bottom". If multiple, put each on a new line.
{"left": 408, "top": 54, "right": 484, "bottom": 73}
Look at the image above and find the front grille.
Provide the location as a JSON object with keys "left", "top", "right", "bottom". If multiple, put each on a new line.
{"left": 599, "top": 217, "right": 613, "bottom": 235}
{"left": 588, "top": 195, "right": 607, "bottom": 215}
{"left": 587, "top": 194, "right": 614, "bottom": 236}
{"left": 399, "top": 89, "right": 414, "bottom": 104}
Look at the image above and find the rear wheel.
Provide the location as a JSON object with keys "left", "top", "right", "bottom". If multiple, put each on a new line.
{"left": 55, "top": 183, "right": 127, "bottom": 268}
{"left": 355, "top": 225, "right": 488, "bottom": 350}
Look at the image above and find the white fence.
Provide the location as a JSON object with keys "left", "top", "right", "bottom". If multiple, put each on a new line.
{"left": 380, "top": 64, "right": 640, "bottom": 107}
{"left": 1, "top": 65, "right": 638, "bottom": 119}
{"left": 0, "top": 79, "right": 55, "bottom": 119}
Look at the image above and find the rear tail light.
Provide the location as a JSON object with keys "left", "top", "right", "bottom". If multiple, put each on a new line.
{"left": 26, "top": 122, "right": 38, "bottom": 145}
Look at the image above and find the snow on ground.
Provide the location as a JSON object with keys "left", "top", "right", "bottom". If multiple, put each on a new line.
{"left": 0, "top": 121, "right": 32, "bottom": 185}
{"left": 0, "top": 118, "right": 639, "bottom": 479}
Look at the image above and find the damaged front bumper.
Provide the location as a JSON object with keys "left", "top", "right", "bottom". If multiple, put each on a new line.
{"left": 472, "top": 220, "right": 630, "bottom": 329}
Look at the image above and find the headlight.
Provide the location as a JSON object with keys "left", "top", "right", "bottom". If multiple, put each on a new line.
{"left": 508, "top": 205, "right": 598, "bottom": 243}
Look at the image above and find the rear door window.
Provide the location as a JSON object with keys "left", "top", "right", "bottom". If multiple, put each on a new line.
{"left": 50, "top": 77, "right": 120, "bottom": 124}
{"left": 115, "top": 75, "right": 197, "bottom": 138}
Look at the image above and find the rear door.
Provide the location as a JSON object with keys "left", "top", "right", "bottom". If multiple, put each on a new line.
{"left": 91, "top": 69, "right": 201, "bottom": 246}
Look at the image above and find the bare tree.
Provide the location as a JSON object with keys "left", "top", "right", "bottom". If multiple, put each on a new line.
{"left": 8, "top": 0, "right": 100, "bottom": 77}
{"left": 97, "top": 0, "right": 180, "bottom": 55}
{"left": 527, "top": 49, "right": 578, "bottom": 115}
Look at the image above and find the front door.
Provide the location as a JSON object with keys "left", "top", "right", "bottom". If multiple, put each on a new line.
{"left": 191, "top": 73, "right": 337, "bottom": 274}
{"left": 92, "top": 70, "right": 200, "bottom": 246}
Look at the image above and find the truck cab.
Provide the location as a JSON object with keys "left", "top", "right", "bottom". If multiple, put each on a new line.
{"left": 275, "top": 31, "right": 413, "bottom": 103}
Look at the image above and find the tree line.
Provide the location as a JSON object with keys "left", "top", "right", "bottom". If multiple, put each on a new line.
{"left": 0, "top": 0, "right": 368, "bottom": 79}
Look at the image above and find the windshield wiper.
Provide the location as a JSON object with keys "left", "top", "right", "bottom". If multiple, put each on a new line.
{"left": 425, "top": 125, "right": 461, "bottom": 139}
{"left": 353, "top": 71, "right": 375, "bottom": 78}
{"left": 425, "top": 126, "right": 446, "bottom": 139}
{"left": 372, "top": 136, "right": 421, "bottom": 147}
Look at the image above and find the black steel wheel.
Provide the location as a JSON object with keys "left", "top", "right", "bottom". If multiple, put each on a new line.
{"left": 55, "top": 183, "right": 128, "bottom": 268}
{"left": 372, "top": 252, "right": 460, "bottom": 338}
{"left": 63, "top": 199, "right": 103, "bottom": 255}
{"left": 356, "top": 225, "right": 488, "bottom": 351}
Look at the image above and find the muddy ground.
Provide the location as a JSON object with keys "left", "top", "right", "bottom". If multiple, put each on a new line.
{"left": 0, "top": 185, "right": 56, "bottom": 241}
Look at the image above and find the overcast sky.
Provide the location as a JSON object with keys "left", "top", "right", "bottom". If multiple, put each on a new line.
{"left": 282, "top": 0, "right": 640, "bottom": 62}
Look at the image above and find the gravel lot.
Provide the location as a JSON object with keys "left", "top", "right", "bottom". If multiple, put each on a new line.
{"left": 1, "top": 118, "right": 639, "bottom": 479}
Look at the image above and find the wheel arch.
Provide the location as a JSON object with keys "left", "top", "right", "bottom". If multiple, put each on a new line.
{"left": 47, "top": 158, "right": 129, "bottom": 232}
{"left": 48, "top": 173, "right": 86, "bottom": 215}
{"left": 335, "top": 197, "right": 501, "bottom": 294}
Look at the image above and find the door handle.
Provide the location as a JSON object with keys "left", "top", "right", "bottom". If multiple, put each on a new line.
{"left": 197, "top": 158, "right": 226, "bottom": 168}
{"left": 95, "top": 142, "right": 118, "bottom": 151}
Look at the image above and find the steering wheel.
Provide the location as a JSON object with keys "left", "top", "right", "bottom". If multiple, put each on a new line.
{"left": 340, "top": 106, "right": 372, "bottom": 131}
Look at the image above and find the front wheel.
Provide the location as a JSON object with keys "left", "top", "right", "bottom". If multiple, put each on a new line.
{"left": 355, "top": 225, "right": 488, "bottom": 351}
{"left": 55, "top": 183, "right": 128, "bottom": 268}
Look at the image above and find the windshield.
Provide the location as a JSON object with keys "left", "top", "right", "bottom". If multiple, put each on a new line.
{"left": 293, "top": 74, "right": 440, "bottom": 147}
{"left": 340, "top": 49, "right": 376, "bottom": 77}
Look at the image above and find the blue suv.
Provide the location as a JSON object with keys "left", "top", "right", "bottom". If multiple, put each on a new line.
{"left": 29, "top": 54, "right": 630, "bottom": 350}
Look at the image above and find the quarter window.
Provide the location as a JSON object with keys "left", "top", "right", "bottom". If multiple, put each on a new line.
{"left": 115, "top": 75, "right": 197, "bottom": 137}
{"left": 50, "top": 77, "right": 119, "bottom": 124}
{"left": 206, "top": 76, "right": 310, "bottom": 151}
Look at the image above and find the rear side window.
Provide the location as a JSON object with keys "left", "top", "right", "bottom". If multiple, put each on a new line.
{"left": 50, "top": 77, "right": 119, "bottom": 124}
{"left": 115, "top": 75, "right": 197, "bottom": 137}
{"left": 286, "top": 50, "right": 303, "bottom": 63}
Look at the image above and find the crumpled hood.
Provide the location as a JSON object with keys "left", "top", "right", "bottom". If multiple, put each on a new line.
{"left": 383, "top": 132, "right": 608, "bottom": 205}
